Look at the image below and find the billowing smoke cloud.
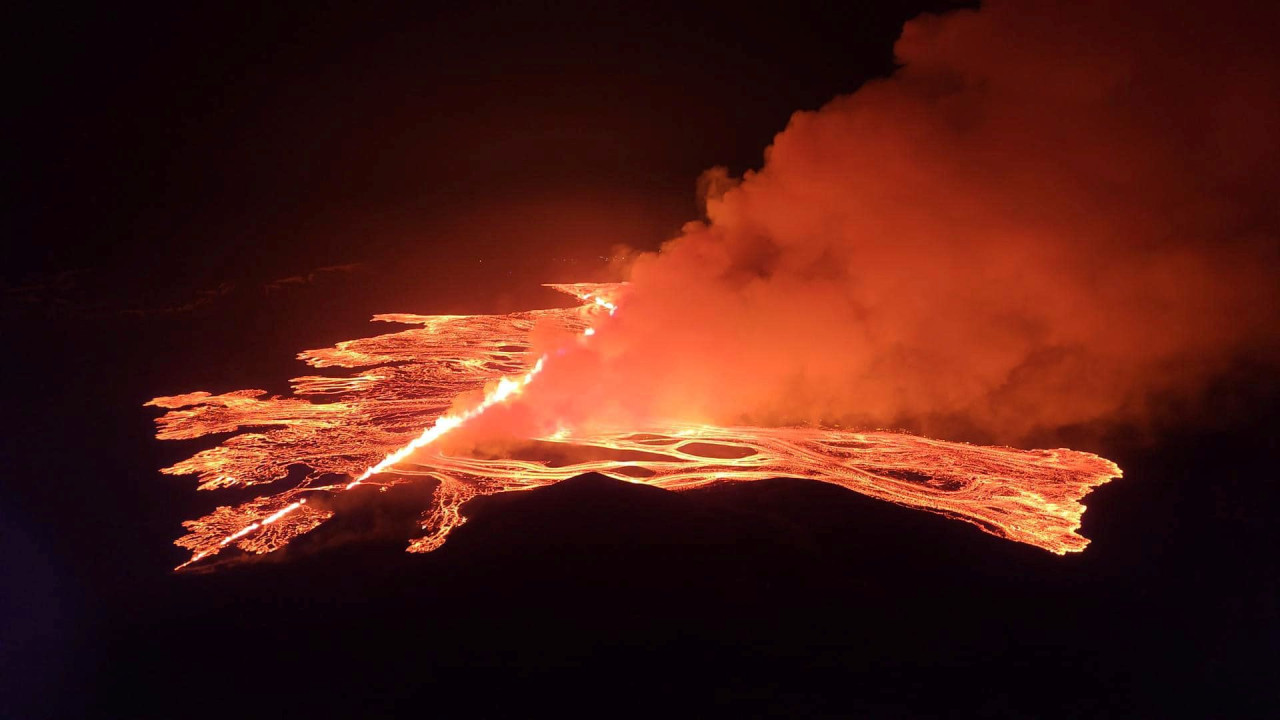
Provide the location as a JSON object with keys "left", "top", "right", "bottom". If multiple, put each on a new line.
{"left": 465, "top": 0, "right": 1280, "bottom": 447}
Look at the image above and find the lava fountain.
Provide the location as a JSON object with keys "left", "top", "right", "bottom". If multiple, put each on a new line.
{"left": 148, "top": 283, "right": 1121, "bottom": 570}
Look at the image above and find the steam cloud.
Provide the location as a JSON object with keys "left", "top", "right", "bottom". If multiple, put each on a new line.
{"left": 467, "top": 0, "right": 1280, "bottom": 447}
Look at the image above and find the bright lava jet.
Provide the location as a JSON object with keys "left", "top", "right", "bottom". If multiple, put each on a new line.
{"left": 148, "top": 283, "right": 1121, "bottom": 570}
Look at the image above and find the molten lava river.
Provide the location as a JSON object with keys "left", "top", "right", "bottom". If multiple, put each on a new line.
{"left": 148, "top": 284, "right": 1121, "bottom": 569}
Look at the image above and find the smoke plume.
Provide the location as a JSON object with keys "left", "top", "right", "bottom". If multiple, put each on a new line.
{"left": 467, "top": 0, "right": 1280, "bottom": 447}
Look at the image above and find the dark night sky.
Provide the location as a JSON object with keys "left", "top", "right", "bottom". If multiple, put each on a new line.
{"left": 9, "top": 1, "right": 959, "bottom": 314}
{"left": 3, "top": 2, "right": 1277, "bottom": 717}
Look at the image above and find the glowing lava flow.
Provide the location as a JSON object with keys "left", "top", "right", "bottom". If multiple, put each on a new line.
{"left": 148, "top": 283, "right": 1120, "bottom": 569}
{"left": 343, "top": 288, "right": 616, "bottom": 492}
{"left": 345, "top": 355, "right": 546, "bottom": 490}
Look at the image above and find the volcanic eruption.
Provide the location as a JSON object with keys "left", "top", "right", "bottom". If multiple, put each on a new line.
{"left": 148, "top": 283, "right": 1121, "bottom": 569}
{"left": 149, "top": 0, "right": 1278, "bottom": 570}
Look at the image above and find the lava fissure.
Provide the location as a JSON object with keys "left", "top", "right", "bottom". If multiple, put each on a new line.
{"left": 149, "top": 283, "right": 1120, "bottom": 569}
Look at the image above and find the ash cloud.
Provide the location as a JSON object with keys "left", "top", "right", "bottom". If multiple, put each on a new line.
{"left": 480, "top": 0, "right": 1280, "bottom": 446}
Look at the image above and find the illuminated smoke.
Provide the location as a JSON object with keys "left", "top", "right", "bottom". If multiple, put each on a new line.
{"left": 504, "top": 0, "right": 1279, "bottom": 444}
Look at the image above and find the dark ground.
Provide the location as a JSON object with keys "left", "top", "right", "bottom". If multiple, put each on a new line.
{"left": 4, "top": 2, "right": 1278, "bottom": 717}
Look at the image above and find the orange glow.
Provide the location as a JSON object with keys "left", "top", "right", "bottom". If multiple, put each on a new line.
{"left": 149, "top": 284, "right": 1120, "bottom": 569}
